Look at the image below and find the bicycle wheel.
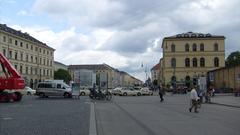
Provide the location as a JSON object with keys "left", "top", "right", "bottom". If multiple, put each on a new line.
{"left": 105, "top": 92, "right": 112, "bottom": 101}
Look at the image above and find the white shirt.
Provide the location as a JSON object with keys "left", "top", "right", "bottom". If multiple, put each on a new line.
{"left": 190, "top": 89, "right": 199, "bottom": 100}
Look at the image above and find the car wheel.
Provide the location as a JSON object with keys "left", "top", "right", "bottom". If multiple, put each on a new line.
{"left": 39, "top": 93, "right": 45, "bottom": 98}
{"left": 27, "top": 92, "right": 31, "bottom": 95}
{"left": 14, "top": 92, "right": 22, "bottom": 102}
{"left": 123, "top": 92, "right": 127, "bottom": 96}
{"left": 64, "top": 92, "right": 71, "bottom": 98}
{"left": 80, "top": 92, "right": 85, "bottom": 96}
{"left": 137, "top": 92, "right": 141, "bottom": 96}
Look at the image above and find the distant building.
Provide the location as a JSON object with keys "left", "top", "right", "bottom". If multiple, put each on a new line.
{"left": 0, "top": 23, "right": 55, "bottom": 89}
{"left": 161, "top": 32, "right": 225, "bottom": 87}
{"left": 54, "top": 61, "right": 68, "bottom": 71}
{"left": 151, "top": 63, "right": 160, "bottom": 84}
{"left": 208, "top": 64, "right": 240, "bottom": 91}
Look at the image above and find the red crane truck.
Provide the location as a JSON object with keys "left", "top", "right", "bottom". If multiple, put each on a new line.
{"left": 0, "top": 52, "right": 25, "bottom": 102}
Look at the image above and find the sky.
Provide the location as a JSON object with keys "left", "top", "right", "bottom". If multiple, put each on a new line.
{"left": 0, "top": 0, "right": 240, "bottom": 81}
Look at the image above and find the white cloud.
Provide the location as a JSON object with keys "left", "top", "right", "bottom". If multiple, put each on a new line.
{"left": 17, "top": 10, "right": 27, "bottom": 16}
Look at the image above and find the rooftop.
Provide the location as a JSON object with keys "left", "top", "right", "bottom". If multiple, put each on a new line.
{"left": 164, "top": 32, "right": 225, "bottom": 39}
{"left": 151, "top": 63, "right": 160, "bottom": 70}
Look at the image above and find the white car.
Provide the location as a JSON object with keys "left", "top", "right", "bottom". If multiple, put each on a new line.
{"left": 140, "top": 87, "right": 153, "bottom": 96}
{"left": 119, "top": 87, "right": 141, "bottom": 96}
{"left": 112, "top": 87, "right": 122, "bottom": 95}
{"left": 79, "top": 88, "right": 90, "bottom": 96}
{"left": 21, "top": 87, "right": 36, "bottom": 95}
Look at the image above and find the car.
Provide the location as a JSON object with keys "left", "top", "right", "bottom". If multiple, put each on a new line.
{"left": 79, "top": 87, "right": 91, "bottom": 96}
{"left": 21, "top": 87, "right": 36, "bottom": 95}
{"left": 119, "top": 87, "right": 141, "bottom": 96}
{"left": 140, "top": 87, "right": 153, "bottom": 96}
{"left": 112, "top": 87, "right": 122, "bottom": 95}
{"left": 36, "top": 81, "right": 72, "bottom": 98}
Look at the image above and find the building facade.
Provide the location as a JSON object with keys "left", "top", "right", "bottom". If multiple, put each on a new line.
{"left": 208, "top": 64, "right": 240, "bottom": 90}
{"left": 0, "top": 24, "right": 55, "bottom": 88}
{"left": 151, "top": 63, "right": 160, "bottom": 83}
{"left": 161, "top": 32, "right": 225, "bottom": 87}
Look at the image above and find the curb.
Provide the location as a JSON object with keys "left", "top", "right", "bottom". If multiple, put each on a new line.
{"left": 89, "top": 102, "right": 97, "bottom": 135}
{"left": 210, "top": 102, "right": 240, "bottom": 108}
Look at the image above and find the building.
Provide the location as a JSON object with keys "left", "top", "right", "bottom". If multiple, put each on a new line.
{"left": 161, "top": 32, "right": 225, "bottom": 87}
{"left": 0, "top": 24, "right": 55, "bottom": 88}
{"left": 68, "top": 64, "right": 142, "bottom": 88}
{"left": 208, "top": 64, "right": 240, "bottom": 91}
{"left": 54, "top": 61, "right": 68, "bottom": 71}
{"left": 151, "top": 63, "right": 160, "bottom": 84}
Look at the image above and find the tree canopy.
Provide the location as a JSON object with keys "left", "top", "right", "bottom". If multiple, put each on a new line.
{"left": 54, "top": 69, "right": 72, "bottom": 84}
{"left": 226, "top": 51, "right": 240, "bottom": 67}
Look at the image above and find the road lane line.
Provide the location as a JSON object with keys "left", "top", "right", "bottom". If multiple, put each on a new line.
{"left": 89, "top": 102, "right": 97, "bottom": 135}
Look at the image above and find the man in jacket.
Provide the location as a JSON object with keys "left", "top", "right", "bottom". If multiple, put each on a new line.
{"left": 189, "top": 86, "right": 199, "bottom": 113}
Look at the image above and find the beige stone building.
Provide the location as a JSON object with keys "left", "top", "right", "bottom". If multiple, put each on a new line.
{"left": 0, "top": 24, "right": 55, "bottom": 88}
{"left": 208, "top": 64, "right": 240, "bottom": 91}
{"left": 161, "top": 32, "right": 225, "bottom": 87}
{"left": 151, "top": 63, "right": 160, "bottom": 83}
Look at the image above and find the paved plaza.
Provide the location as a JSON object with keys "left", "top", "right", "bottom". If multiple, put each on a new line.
{"left": 0, "top": 94, "right": 240, "bottom": 135}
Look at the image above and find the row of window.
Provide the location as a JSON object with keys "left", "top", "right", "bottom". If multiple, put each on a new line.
{"left": 171, "top": 57, "right": 219, "bottom": 68}
{"left": 14, "top": 64, "right": 53, "bottom": 77}
{"left": 2, "top": 48, "right": 53, "bottom": 66}
{"left": 170, "top": 43, "right": 219, "bottom": 52}
{"left": 2, "top": 36, "right": 53, "bottom": 56}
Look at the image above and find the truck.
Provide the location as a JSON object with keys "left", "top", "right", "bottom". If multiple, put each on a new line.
{"left": 0, "top": 53, "right": 25, "bottom": 102}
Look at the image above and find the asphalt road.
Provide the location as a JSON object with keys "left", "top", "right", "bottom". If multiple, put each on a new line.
{"left": 94, "top": 94, "right": 240, "bottom": 135}
{"left": 0, "top": 96, "right": 90, "bottom": 135}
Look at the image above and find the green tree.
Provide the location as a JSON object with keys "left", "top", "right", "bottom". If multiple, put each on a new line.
{"left": 54, "top": 69, "right": 72, "bottom": 84}
{"left": 152, "top": 79, "right": 158, "bottom": 86}
{"left": 226, "top": 51, "right": 240, "bottom": 67}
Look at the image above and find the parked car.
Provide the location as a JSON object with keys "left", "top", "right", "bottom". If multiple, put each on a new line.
{"left": 79, "top": 87, "right": 91, "bottom": 96}
{"left": 119, "top": 87, "right": 141, "bottom": 96}
{"left": 36, "top": 81, "right": 72, "bottom": 98}
{"left": 140, "top": 87, "right": 153, "bottom": 96}
{"left": 112, "top": 87, "right": 122, "bottom": 95}
{"left": 21, "top": 87, "right": 36, "bottom": 95}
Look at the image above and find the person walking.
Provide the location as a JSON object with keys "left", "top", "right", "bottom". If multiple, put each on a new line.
{"left": 159, "top": 85, "right": 164, "bottom": 102}
{"left": 189, "top": 86, "right": 199, "bottom": 113}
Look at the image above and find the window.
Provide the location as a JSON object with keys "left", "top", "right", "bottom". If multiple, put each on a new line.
{"left": 214, "top": 57, "right": 219, "bottom": 67}
{"left": 200, "top": 58, "right": 205, "bottom": 67}
{"left": 47, "top": 60, "right": 49, "bottom": 66}
{"left": 15, "top": 40, "right": 18, "bottom": 45}
{"left": 214, "top": 43, "right": 219, "bottom": 51}
{"left": 171, "top": 58, "right": 176, "bottom": 68}
{"left": 9, "top": 38, "right": 12, "bottom": 44}
{"left": 192, "top": 58, "right": 197, "bottom": 67}
{"left": 20, "top": 53, "right": 23, "bottom": 61}
{"left": 20, "top": 42, "right": 23, "bottom": 47}
{"left": 40, "top": 58, "right": 42, "bottom": 64}
{"left": 31, "top": 56, "right": 33, "bottom": 63}
{"left": 192, "top": 43, "right": 197, "bottom": 51}
{"left": 43, "top": 59, "right": 46, "bottom": 65}
{"left": 26, "top": 54, "right": 28, "bottom": 62}
{"left": 35, "top": 57, "right": 37, "bottom": 63}
{"left": 200, "top": 43, "right": 204, "bottom": 51}
{"left": 171, "top": 44, "right": 175, "bottom": 52}
{"left": 185, "top": 43, "right": 189, "bottom": 52}
{"left": 9, "top": 51, "right": 12, "bottom": 58}
{"left": 57, "top": 84, "right": 61, "bottom": 89}
{"left": 31, "top": 45, "right": 33, "bottom": 50}
{"left": 35, "top": 47, "right": 38, "bottom": 51}
{"left": 26, "top": 66, "right": 28, "bottom": 74}
{"left": 43, "top": 69, "right": 45, "bottom": 76}
{"left": 3, "top": 49, "right": 6, "bottom": 56}
{"left": 15, "top": 52, "right": 18, "bottom": 60}
{"left": 30, "top": 67, "right": 33, "bottom": 75}
{"left": 26, "top": 44, "right": 28, "bottom": 49}
{"left": 47, "top": 51, "right": 49, "bottom": 55}
{"left": 20, "top": 66, "right": 23, "bottom": 74}
{"left": 3, "top": 36, "right": 6, "bottom": 42}
{"left": 185, "top": 58, "right": 190, "bottom": 67}
{"left": 15, "top": 65, "right": 18, "bottom": 70}
{"left": 39, "top": 48, "right": 41, "bottom": 53}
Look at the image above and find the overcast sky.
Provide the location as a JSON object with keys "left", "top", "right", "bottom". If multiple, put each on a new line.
{"left": 0, "top": 0, "right": 239, "bottom": 81}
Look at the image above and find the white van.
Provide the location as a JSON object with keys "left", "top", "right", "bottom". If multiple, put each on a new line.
{"left": 36, "top": 81, "right": 72, "bottom": 98}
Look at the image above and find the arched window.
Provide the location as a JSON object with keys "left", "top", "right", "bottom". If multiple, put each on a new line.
{"left": 171, "top": 58, "right": 176, "bottom": 68}
{"left": 214, "top": 43, "right": 219, "bottom": 51}
{"left": 214, "top": 57, "right": 219, "bottom": 67}
{"left": 200, "top": 57, "right": 205, "bottom": 67}
{"left": 185, "top": 58, "right": 190, "bottom": 67}
{"left": 171, "top": 44, "right": 175, "bottom": 52}
{"left": 192, "top": 58, "right": 197, "bottom": 67}
{"left": 200, "top": 43, "right": 204, "bottom": 51}
{"left": 185, "top": 43, "right": 189, "bottom": 52}
{"left": 192, "top": 43, "right": 197, "bottom": 51}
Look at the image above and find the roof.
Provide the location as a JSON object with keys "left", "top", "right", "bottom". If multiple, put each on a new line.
{"left": 0, "top": 23, "right": 55, "bottom": 50}
{"left": 164, "top": 32, "right": 225, "bottom": 40}
{"left": 54, "top": 61, "right": 67, "bottom": 67}
{"left": 208, "top": 63, "right": 240, "bottom": 73}
{"left": 68, "top": 63, "right": 115, "bottom": 71}
{"left": 151, "top": 63, "right": 160, "bottom": 70}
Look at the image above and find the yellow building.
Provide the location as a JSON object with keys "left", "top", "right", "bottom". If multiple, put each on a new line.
{"left": 0, "top": 24, "right": 55, "bottom": 88}
{"left": 161, "top": 32, "right": 225, "bottom": 87}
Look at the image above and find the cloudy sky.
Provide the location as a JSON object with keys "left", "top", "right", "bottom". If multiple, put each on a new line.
{"left": 0, "top": 0, "right": 239, "bottom": 81}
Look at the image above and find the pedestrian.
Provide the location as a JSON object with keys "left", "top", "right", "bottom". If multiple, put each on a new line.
{"left": 158, "top": 85, "right": 164, "bottom": 102}
{"left": 189, "top": 86, "right": 199, "bottom": 113}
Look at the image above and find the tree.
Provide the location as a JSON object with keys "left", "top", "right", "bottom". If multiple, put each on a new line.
{"left": 152, "top": 79, "right": 158, "bottom": 86}
{"left": 54, "top": 69, "right": 72, "bottom": 84}
{"left": 226, "top": 51, "right": 240, "bottom": 67}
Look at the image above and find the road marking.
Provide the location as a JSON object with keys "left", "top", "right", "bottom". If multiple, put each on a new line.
{"left": 2, "top": 117, "right": 13, "bottom": 120}
{"left": 89, "top": 102, "right": 97, "bottom": 135}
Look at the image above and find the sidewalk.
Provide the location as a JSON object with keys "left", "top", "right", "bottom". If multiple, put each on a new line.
{"left": 211, "top": 94, "right": 240, "bottom": 108}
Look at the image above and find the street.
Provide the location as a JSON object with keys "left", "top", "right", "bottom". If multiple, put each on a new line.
{"left": 1, "top": 94, "right": 240, "bottom": 135}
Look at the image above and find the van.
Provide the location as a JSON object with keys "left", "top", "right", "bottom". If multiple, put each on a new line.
{"left": 36, "top": 81, "right": 72, "bottom": 98}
